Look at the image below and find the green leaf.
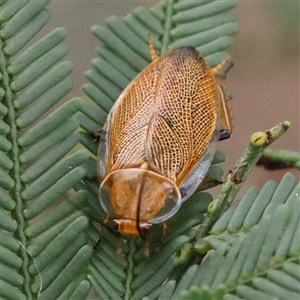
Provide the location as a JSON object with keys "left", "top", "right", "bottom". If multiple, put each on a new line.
{"left": 8, "top": 1, "right": 300, "bottom": 300}
{"left": 1, "top": 0, "right": 92, "bottom": 298}
{"left": 161, "top": 173, "right": 300, "bottom": 300}
{"left": 258, "top": 148, "right": 300, "bottom": 170}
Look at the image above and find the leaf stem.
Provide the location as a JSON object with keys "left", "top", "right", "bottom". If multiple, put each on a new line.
{"left": 124, "top": 238, "right": 137, "bottom": 300}
{"left": 197, "top": 121, "right": 291, "bottom": 239}
{"left": 1, "top": 39, "right": 32, "bottom": 298}
{"left": 257, "top": 148, "right": 300, "bottom": 170}
{"left": 161, "top": 0, "right": 174, "bottom": 54}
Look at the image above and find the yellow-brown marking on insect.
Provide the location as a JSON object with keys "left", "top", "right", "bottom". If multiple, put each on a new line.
{"left": 148, "top": 34, "right": 159, "bottom": 61}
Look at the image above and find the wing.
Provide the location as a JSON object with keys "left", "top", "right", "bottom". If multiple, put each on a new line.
{"left": 106, "top": 46, "right": 219, "bottom": 186}
{"left": 145, "top": 47, "right": 219, "bottom": 186}
{"left": 107, "top": 58, "right": 161, "bottom": 172}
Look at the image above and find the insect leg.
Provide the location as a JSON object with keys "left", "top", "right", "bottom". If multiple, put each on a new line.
{"left": 212, "top": 58, "right": 234, "bottom": 140}
{"left": 88, "top": 127, "right": 103, "bottom": 143}
{"left": 148, "top": 34, "right": 159, "bottom": 61}
{"left": 93, "top": 215, "right": 107, "bottom": 250}
{"left": 223, "top": 61, "right": 234, "bottom": 76}
{"left": 218, "top": 84, "right": 233, "bottom": 141}
{"left": 211, "top": 57, "right": 230, "bottom": 75}
{"left": 93, "top": 215, "right": 120, "bottom": 250}
{"left": 212, "top": 57, "right": 234, "bottom": 81}
{"left": 162, "top": 222, "right": 168, "bottom": 235}
{"left": 143, "top": 240, "right": 150, "bottom": 258}
{"left": 93, "top": 236, "right": 102, "bottom": 250}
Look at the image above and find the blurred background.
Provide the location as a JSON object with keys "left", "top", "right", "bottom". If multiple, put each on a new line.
{"left": 44, "top": 0, "right": 299, "bottom": 198}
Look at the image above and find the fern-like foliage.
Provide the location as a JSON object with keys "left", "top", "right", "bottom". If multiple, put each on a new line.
{"left": 151, "top": 172, "right": 300, "bottom": 300}
{"left": 2, "top": 1, "right": 298, "bottom": 300}
{"left": 0, "top": 1, "right": 92, "bottom": 299}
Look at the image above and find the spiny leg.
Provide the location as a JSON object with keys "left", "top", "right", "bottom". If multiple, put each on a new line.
{"left": 212, "top": 58, "right": 234, "bottom": 140}
{"left": 211, "top": 57, "right": 230, "bottom": 75}
{"left": 93, "top": 215, "right": 120, "bottom": 250}
{"left": 218, "top": 83, "right": 233, "bottom": 140}
{"left": 88, "top": 128, "right": 103, "bottom": 143}
{"left": 211, "top": 56, "right": 234, "bottom": 76}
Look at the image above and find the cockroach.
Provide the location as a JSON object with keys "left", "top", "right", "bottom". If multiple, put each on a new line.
{"left": 98, "top": 37, "right": 233, "bottom": 238}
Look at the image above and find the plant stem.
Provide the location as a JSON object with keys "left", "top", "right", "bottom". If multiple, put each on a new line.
{"left": 197, "top": 121, "right": 291, "bottom": 239}
{"left": 257, "top": 148, "right": 300, "bottom": 170}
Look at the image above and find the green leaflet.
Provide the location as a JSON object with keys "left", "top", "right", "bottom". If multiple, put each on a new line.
{"left": 0, "top": 0, "right": 91, "bottom": 298}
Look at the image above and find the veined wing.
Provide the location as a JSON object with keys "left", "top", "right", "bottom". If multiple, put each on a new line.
{"left": 108, "top": 57, "right": 162, "bottom": 171}
{"left": 146, "top": 47, "right": 218, "bottom": 186}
